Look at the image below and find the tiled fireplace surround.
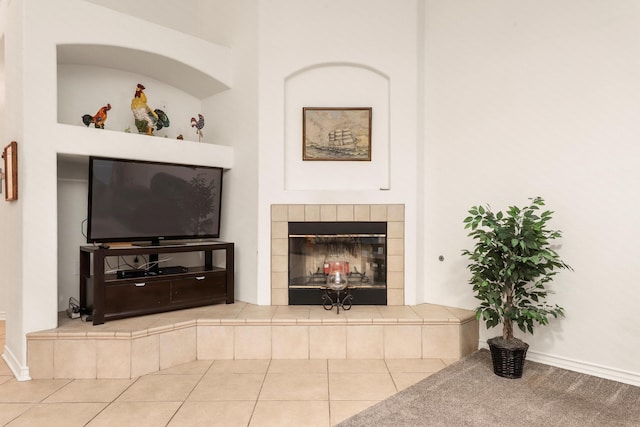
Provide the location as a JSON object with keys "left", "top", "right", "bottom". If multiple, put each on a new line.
{"left": 270, "top": 204, "right": 406, "bottom": 306}
{"left": 24, "top": 204, "right": 478, "bottom": 380}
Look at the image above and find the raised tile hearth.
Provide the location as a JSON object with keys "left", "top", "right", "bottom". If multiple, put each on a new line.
{"left": 26, "top": 302, "right": 478, "bottom": 380}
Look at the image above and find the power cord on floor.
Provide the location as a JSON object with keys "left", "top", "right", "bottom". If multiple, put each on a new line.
{"left": 67, "top": 297, "right": 80, "bottom": 319}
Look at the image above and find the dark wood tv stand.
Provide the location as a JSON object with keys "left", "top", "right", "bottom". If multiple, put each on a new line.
{"left": 79, "top": 241, "right": 234, "bottom": 325}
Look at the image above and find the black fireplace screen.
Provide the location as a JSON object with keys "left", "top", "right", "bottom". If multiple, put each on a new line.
{"left": 288, "top": 222, "right": 387, "bottom": 305}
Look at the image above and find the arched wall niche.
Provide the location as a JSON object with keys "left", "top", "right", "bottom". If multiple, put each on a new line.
{"left": 284, "top": 62, "right": 390, "bottom": 191}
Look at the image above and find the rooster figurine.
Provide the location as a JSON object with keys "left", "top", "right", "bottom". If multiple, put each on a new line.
{"left": 82, "top": 103, "right": 111, "bottom": 129}
{"left": 191, "top": 114, "right": 205, "bottom": 142}
{"left": 130, "top": 84, "right": 170, "bottom": 135}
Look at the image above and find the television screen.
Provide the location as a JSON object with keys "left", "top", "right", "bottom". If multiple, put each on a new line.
{"left": 87, "top": 156, "right": 223, "bottom": 243}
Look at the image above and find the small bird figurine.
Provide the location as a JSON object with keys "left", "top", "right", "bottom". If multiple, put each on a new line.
{"left": 131, "top": 84, "right": 170, "bottom": 135}
{"left": 82, "top": 103, "right": 111, "bottom": 129}
{"left": 191, "top": 114, "right": 205, "bottom": 142}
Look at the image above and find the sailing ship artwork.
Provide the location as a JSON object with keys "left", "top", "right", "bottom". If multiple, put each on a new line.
{"left": 303, "top": 107, "right": 372, "bottom": 161}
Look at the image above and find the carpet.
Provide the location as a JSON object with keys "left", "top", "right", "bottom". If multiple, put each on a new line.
{"left": 336, "top": 349, "right": 640, "bottom": 427}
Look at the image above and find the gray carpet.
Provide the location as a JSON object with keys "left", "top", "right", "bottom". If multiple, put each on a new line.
{"left": 337, "top": 349, "right": 640, "bottom": 427}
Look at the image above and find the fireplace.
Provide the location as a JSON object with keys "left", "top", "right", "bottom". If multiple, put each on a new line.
{"left": 288, "top": 221, "right": 387, "bottom": 305}
{"left": 270, "top": 204, "right": 405, "bottom": 306}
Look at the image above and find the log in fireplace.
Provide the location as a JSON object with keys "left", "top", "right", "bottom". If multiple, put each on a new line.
{"left": 288, "top": 221, "right": 387, "bottom": 305}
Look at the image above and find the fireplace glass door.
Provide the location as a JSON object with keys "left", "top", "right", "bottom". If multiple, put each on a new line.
{"left": 288, "top": 222, "right": 387, "bottom": 305}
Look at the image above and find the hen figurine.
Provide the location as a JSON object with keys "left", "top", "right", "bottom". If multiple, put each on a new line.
{"left": 82, "top": 103, "right": 111, "bottom": 129}
{"left": 131, "top": 84, "right": 170, "bottom": 135}
{"left": 191, "top": 114, "right": 205, "bottom": 142}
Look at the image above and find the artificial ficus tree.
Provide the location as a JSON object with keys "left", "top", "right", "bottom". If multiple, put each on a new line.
{"left": 462, "top": 197, "right": 572, "bottom": 341}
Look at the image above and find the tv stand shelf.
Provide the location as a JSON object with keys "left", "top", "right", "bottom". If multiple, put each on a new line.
{"left": 79, "top": 241, "right": 234, "bottom": 325}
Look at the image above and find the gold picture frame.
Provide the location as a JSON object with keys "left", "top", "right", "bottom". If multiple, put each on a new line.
{"left": 303, "top": 107, "right": 372, "bottom": 161}
{"left": 2, "top": 141, "right": 18, "bottom": 201}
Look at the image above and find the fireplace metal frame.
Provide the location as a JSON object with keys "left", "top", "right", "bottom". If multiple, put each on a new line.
{"left": 288, "top": 221, "right": 388, "bottom": 306}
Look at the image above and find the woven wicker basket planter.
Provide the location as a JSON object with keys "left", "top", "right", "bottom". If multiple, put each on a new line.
{"left": 487, "top": 337, "right": 529, "bottom": 379}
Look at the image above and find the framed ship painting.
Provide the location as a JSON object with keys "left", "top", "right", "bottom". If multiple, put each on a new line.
{"left": 303, "top": 107, "right": 372, "bottom": 161}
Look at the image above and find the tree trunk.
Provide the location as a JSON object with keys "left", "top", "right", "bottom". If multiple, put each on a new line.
{"left": 503, "top": 284, "right": 514, "bottom": 340}
{"left": 503, "top": 318, "right": 513, "bottom": 340}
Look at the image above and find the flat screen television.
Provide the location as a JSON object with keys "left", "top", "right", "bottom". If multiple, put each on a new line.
{"left": 87, "top": 156, "right": 223, "bottom": 244}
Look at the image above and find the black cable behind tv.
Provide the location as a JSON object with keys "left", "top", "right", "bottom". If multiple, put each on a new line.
{"left": 116, "top": 265, "right": 187, "bottom": 279}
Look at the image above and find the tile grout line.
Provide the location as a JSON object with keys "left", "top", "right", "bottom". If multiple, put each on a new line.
{"left": 247, "top": 358, "right": 272, "bottom": 427}
{"left": 163, "top": 359, "right": 216, "bottom": 426}
{"left": 326, "top": 359, "right": 332, "bottom": 427}
{"left": 383, "top": 359, "right": 401, "bottom": 395}
{"left": 87, "top": 370, "right": 145, "bottom": 425}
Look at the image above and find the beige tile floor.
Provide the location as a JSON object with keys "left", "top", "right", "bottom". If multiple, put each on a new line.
{"left": 1, "top": 319, "right": 452, "bottom": 426}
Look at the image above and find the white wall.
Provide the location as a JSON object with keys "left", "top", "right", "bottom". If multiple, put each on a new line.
{"left": 256, "top": 0, "right": 420, "bottom": 305}
{"left": 0, "top": 19, "right": 6, "bottom": 320}
{"left": 199, "top": 0, "right": 260, "bottom": 304}
{"left": 0, "top": 0, "right": 26, "bottom": 377}
{"left": 86, "top": 0, "right": 199, "bottom": 40}
{"left": 57, "top": 159, "right": 87, "bottom": 312}
{"left": 423, "top": 0, "right": 640, "bottom": 383}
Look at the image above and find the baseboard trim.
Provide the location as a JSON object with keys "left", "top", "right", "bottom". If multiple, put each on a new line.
{"left": 0, "top": 311, "right": 6, "bottom": 321}
{"left": 2, "top": 345, "right": 31, "bottom": 382}
{"left": 479, "top": 340, "right": 640, "bottom": 387}
{"left": 526, "top": 350, "right": 640, "bottom": 387}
